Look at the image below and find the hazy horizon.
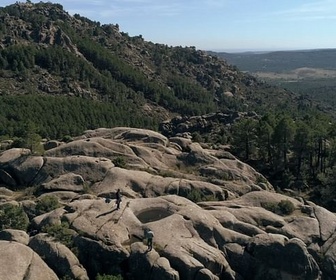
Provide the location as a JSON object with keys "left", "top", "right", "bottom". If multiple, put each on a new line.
{"left": 212, "top": 47, "right": 336, "bottom": 53}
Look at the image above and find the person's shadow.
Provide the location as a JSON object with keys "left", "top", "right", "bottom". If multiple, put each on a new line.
{"left": 96, "top": 208, "right": 118, "bottom": 218}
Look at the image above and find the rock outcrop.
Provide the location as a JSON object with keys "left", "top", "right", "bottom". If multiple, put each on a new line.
{"left": 29, "top": 234, "right": 89, "bottom": 280}
{"left": 0, "top": 127, "right": 335, "bottom": 279}
{"left": 0, "top": 240, "right": 59, "bottom": 280}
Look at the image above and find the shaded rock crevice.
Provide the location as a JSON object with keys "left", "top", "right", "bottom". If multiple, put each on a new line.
{"left": 22, "top": 250, "right": 34, "bottom": 280}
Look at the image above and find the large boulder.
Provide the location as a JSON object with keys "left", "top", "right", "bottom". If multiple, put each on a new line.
{"left": 0, "top": 229, "right": 29, "bottom": 245}
{"left": 0, "top": 148, "right": 43, "bottom": 188}
{"left": 33, "top": 156, "right": 113, "bottom": 185}
{"left": 81, "top": 127, "right": 169, "bottom": 146}
{"left": 91, "top": 166, "right": 227, "bottom": 200}
{"left": 321, "top": 231, "right": 336, "bottom": 278}
{"left": 41, "top": 172, "right": 85, "bottom": 192}
{"left": 0, "top": 240, "right": 58, "bottom": 280}
{"left": 246, "top": 234, "right": 321, "bottom": 280}
{"left": 0, "top": 187, "right": 14, "bottom": 201}
{"left": 29, "top": 234, "right": 89, "bottom": 280}
{"left": 128, "top": 242, "right": 179, "bottom": 280}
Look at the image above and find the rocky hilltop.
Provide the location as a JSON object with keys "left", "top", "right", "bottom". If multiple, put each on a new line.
{"left": 0, "top": 127, "right": 336, "bottom": 279}
{"left": 0, "top": 1, "right": 302, "bottom": 120}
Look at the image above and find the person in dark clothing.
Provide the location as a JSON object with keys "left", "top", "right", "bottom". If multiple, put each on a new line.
{"left": 145, "top": 229, "right": 154, "bottom": 251}
{"left": 115, "top": 189, "right": 122, "bottom": 210}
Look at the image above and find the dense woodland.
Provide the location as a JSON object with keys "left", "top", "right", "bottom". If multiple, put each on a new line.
{"left": 229, "top": 112, "right": 336, "bottom": 210}
{"left": 1, "top": 2, "right": 336, "bottom": 211}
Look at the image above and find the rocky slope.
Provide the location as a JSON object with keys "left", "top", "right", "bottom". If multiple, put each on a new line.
{"left": 0, "top": 1, "right": 302, "bottom": 119}
{"left": 0, "top": 127, "right": 336, "bottom": 279}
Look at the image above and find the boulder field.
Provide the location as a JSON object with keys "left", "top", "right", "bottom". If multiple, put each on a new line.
{"left": 0, "top": 127, "right": 335, "bottom": 279}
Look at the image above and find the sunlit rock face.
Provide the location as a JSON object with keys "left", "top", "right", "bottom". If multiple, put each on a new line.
{"left": 0, "top": 127, "right": 335, "bottom": 279}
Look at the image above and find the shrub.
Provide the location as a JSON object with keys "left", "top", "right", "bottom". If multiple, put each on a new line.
{"left": 60, "top": 276, "right": 73, "bottom": 280}
{"left": 42, "top": 221, "right": 76, "bottom": 248}
{"left": 82, "top": 182, "right": 91, "bottom": 194}
{"left": 62, "top": 135, "right": 73, "bottom": 143}
{"left": 35, "top": 195, "right": 60, "bottom": 215}
{"left": 96, "top": 274, "right": 123, "bottom": 280}
{"left": 185, "top": 188, "right": 218, "bottom": 203}
{"left": 0, "top": 204, "right": 29, "bottom": 230}
{"left": 186, "top": 188, "right": 203, "bottom": 203}
{"left": 11, "top": 137, "right": 26, "bottom": 148}
{"left": 261, "top": 200, "right": 295, "bottom": 215}
{"left": 191, "top": 132, "right": 202, "bottom": 143}
{"left": 16, "top": 185, "right": 39, "bottom": 201}
{"left": 11, "top": 134, "right": 44, "bottom": 155}
{"left": 278, "top": 199, "right": 295, "bottom": 215}
{"left": 157, "top": 169, "right": 177, "bottom": 178}
{"left": 112, "top": 157, "right": 126, "bottom": 168}
{"left": 256, "top": 175, "right": 268, "bottom": 184}
{"left": 261, "top": 201, "right": 279, "bottom": 213}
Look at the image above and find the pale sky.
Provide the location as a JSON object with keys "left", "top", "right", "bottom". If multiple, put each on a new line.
{"left": 1, "top": 0, "right": 336, "bottom": 52}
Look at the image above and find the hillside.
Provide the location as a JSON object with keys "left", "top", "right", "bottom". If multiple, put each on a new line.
{"left": 0, "top": 1, "right": 306, "bottom": 139}
{"left": 215, "top": 49, "right": 336, "bottom": 113}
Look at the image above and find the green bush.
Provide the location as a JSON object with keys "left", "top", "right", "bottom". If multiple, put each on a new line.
{"left": 256, "top": 175, "right": 268, "bottom": 184}
{"left": 0, "top": 204, "right": 29, "bottom": 230}
{"left": 278, "top": 199, "right": 295, "bottom": 215}
{"left": 16, "top": 185, "right": 39, "bottom": 201}
{"left": 186, "top": 188, "right": 203, "bottom": 203}
{"left": 10, "top": 134, "right": 44, "bottom": 155}
{"left": 62, "top": 135, "right": 73, "bottom": 143}
{"left": 112, "top": 157, "right": 126, "bottom": 168}
{"left": 191, "top": 132, "right": 202, "bottom": 143}
{"left": 35, "top": 195, "right": 60, "bottom": 215}
{"left": 96, "top": 274, "right": 123, "bottom": 280}
{"left": 261, "top": 201, "right": 279, "bottom": 213}
{"left": 185, "top": 188, "right": 218, "bottom": 203}
{"left": 60, "top": 276, "right": 73, "bottom": 280}
{"left": 42, "top": 221, "right": 75, "bottom": 247}
{"left": 11, "top": 137, "right": 26, "bottom": 148}
{"left": 261, "top": 199, "right": 295, "bottom": 215}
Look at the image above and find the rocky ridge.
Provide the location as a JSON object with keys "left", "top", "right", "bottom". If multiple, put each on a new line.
{"left": 0, "top": 127, "right": 336, "bottom": 279}
{"left": 0, "top": 1, "right": 300, "bottom": 117}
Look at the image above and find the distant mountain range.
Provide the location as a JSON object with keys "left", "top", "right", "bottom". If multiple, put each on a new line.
{"left": 212, "top": 48, "right": 336, "bottom": 116}
{"left": 213, "top": 49, "right": 336, "bottom": 72}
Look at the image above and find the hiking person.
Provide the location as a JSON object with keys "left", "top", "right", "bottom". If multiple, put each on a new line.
{"left": 145, "top": 229, "right": 154, "bottom": 251}
{"left": 115, "top": 189, "right": 122, "bottom": 210}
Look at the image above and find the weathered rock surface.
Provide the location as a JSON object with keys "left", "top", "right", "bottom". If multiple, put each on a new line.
{"left": 30, "top": 191, "right": 333, "bottom": 279}
{"left": 246, "top": 234, "right": 320, "bottom": 280}
{"left": 0, "top": 240, "right": 59, "bottom": 280}
{"left": 0, "top": 229, "right": 29, "bottom": 245}
{"left": 1, "top": 127, "right": 336, "bottom": 279}
{"left": 29, "top": 234, "right": 89, "bottom": 280}
{"left": 41, "top": 172, "right": 85, "bottom": 192}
